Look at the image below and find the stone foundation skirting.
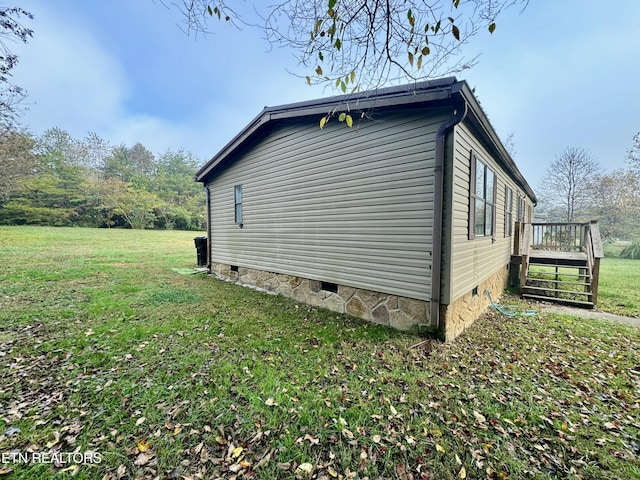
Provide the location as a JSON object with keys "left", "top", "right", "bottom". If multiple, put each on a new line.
{"left": 210, "top": 262, "right": 430, "bottom": 331}
{"left": 210, "top": 262, "right": 510, "bottom": 341}
{"left": 440, "top": 265, "right": 510, "bottom": 342}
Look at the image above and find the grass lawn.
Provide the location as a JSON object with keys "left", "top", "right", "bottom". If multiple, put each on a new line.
{"left": 0, "top": 226, "right": 639, "bottom": 479}
{"left": 598, "top": 258, "right": 640, "bottom": 318}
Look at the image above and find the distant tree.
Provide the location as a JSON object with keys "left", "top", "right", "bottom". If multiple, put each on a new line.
{"left": 93, "top": 177, "right": 159, "bottom": 229}
{"left": 151, "top": 150, "right": 205, "bottom": 229}
{"left": 103, "top": 143, "right": 155, "bottom": 188}
{"left": 628, "top": 131, "right": 640, "bottom": 174}
{"left": 593, "top": 170, "right": 640, "bottom": 240}
{"left": 0, "top": 128, "right": 36, "bottom": 205}
{"left": 503, "top": 131, "right": 516, "bottom": 158}
{"left": 0, "top": 7, "right": 34, "bottom": 128}
{"left": 174, "top": 0, "right": 528, "bottom": 94}
{"left": 538, "top": 147, "right": 602, "bottom": 224}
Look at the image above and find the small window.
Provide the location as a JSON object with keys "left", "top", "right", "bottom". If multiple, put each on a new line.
{"left": 234, "top": 185, "right": 243, "bottom": 225}
{"left": 469, "top": 153, "right": 496, "bottom": 239}
{"left": 505, "top": 187, "right": 513, "bottom": 237}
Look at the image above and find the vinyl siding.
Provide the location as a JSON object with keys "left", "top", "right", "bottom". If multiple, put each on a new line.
{"left": 206, "top": 108, "right": 450, "bottom": 301}
{"left": 441, "top": 120, "right": 535, "bottom": 303}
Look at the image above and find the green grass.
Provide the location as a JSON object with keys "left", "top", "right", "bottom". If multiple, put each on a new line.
{"left": 0, "top": 226, "right": 639, "bottom": 479}
{"left": 598, "top": 257, "right": 640, "bottom": 317}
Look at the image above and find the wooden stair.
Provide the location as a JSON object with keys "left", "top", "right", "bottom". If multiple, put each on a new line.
{"left": 521, "top": 251, "right": 594, "bottom": 308}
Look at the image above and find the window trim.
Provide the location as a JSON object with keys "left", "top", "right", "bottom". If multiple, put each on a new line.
{"left": 234, "top": 184, "right": 243, "bottom": 225}
{"left": 469, "top": 152, "right": 497, "bottom": 240}
{"left": 505, "top": 186, "right": 513, "bottom": 238}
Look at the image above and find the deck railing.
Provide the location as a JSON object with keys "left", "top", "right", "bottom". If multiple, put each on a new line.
{"left": 530, "top": 222, "right": 586, "bottom": 252}
{"left": 514, "top": 220, "right": 604, "bottom": 304}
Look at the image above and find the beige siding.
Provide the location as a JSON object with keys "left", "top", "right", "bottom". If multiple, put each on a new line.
{"left": 206, "top": 108, "right": 450, "bottom": 301}
{"left": 442, "top": 120, "right": 535, "bottom": 304}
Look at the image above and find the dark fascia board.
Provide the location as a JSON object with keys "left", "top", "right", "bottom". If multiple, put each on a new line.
{"left": 195, "top": 77, "right": 458, "bottom": 182}
{"left": 456, "top": 81, "right": 538, "bottom": 204}
{"left": 195, "top": 77, "right": 538, "bottom": 206}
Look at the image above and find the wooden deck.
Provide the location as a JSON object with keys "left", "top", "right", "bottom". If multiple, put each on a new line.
{"left": 529, "top": 250, "right": 588, "bottom": 266}
{"left": 513, "top": 222, "right": 603, "bottom": 308}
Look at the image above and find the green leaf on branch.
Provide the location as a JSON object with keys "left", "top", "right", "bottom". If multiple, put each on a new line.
{"left": 338, "top": 112, "right": 346, "bottom": 122}
{"left": 488, "top": 22, "right": 496, "bottom": 33}
{"left": 422, "top": 46, "right": 430, "bottom": 55}
{"left": 451, "top": 24, "right": 460, "bottom": 40}
{"left": 306, "top": 76, "right": 311, "bottom": 85}
{"left": 320, "top": 116, "right": 328, "bottom": 129}
{"left": 328, "top": 0, "right": 337, "bottom": 9}
{"left": 408, "top": 51, "right": 414, "bottom": 66}
{"left": 316, "top": 65, "right": 323, "bottom": 76}
{"left": 345, "top": 114, "right": 353, "bottom": 128}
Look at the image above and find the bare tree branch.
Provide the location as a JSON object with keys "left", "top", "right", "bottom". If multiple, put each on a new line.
{"left": 171, "top": 0, "right": 527, "bottom": 93}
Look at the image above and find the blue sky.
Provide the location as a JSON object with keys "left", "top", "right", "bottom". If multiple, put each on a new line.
{"left": 10, "top": 0, "right": 640, "bottom": 191}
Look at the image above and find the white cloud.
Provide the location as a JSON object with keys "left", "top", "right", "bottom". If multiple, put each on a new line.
{"left": 12, "top": 2, "right": 128, "bottom": 136}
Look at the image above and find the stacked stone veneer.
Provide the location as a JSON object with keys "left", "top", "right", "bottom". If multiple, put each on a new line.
{"left": 440, "top": 265, "right": 510, "bottom": 342}
{"left": 210, "top": 262, "right": 429, "bottom": 331}
{"left": 210, "top": 262, "right": 510, "bottom": 341}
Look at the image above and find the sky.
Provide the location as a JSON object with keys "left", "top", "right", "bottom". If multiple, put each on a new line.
{"left": 9, "top": 0, "right": 640, "bottom": 192}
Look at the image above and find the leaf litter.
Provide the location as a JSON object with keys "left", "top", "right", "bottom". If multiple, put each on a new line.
{"left": 0, "top": 294, "right": 639, "bottom": 479}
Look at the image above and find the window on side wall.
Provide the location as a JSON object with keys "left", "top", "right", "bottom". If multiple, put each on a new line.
{"left": 234, "top": 184, "right": 243, "bottom": 225}
{"left": 505, "top": 186, "right": 513, "bottom": 237}
{"left": 469, "top": 153, "right": 496, "bottom": 240}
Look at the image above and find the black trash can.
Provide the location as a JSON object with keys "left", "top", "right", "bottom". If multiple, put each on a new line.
{"left": 194, "top": 236, "right": 207, "bottom": 267}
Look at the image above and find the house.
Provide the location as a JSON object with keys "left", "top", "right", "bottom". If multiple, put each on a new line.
{"left": 195, "top": 77, "right": 537, "bottom": 341}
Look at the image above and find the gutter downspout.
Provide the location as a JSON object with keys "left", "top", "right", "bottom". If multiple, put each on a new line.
{"left": 430, "top": 99, "right": 468, "bottom": 330}
{"left": 204, "top": 185, "right": 212, "bottom": 272}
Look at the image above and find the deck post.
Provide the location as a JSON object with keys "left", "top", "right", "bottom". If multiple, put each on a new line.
{"left": 513, "top": 221, "right": 522, "bottom": 256}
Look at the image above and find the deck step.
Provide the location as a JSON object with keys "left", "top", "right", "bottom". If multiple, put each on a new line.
{"left": 522, "top": 294, "right": 594, "bottom": 308}
{"left": 523, "top": 285, "right": 591, "bottom": 297}
{"left": 528, "top": 261, "right": 589, "bottom": 268}
{"left": 527, "top": 272, "right": 589, "bottom": 279}
{"left": 526, "top": 278, "right": 591, "bottom": 287}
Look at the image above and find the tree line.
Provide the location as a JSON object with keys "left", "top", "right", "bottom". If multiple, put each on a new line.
{"left": 0, "top": 127, "right": 206, "bottom": 230}
{"left": 536, "top": 132, "right": 640, "bottom": 250}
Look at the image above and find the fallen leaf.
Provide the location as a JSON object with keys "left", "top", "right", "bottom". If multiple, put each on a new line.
{"left": 435, "top": 444, "right": 445, "bottom": 453}
{"left": 135, "top": 417, "right": 146, "bottom": 426}
{"left": 59, "top": 465, "right": 79, "bottom": 474}
{"left": 232, "top": 446, "right": 243, "bottom": 459}
{"left": 303, "top": 433, "right": 319, "bottom": 445}
{"left": 137, "top": 439, "right": 150, "bottom": 452}
{"left": 372, "top": 434, "right": 382, "bottom": 443}
{"left": 265, "top": 397, "right": 276, "bottom": 406}
{"left": 134, "top": 452, "right": 154, "bottom": 466}
{"left": 295, "top": 462, "right": 314, "bottom": 475}
{"left": 458, "top": 466, "right": 467, "bottom": 478}
{"left": 474, "top": 410, "right": 486, "bottom": 423}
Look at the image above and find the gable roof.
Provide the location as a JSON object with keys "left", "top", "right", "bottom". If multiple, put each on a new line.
{"left": 195, "top": 77, "right": 537, "bottom": 203}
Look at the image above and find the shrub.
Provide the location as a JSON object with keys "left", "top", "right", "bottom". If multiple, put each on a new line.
{"left": 620, "top": 241, "right": 640, "bottom": 259}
